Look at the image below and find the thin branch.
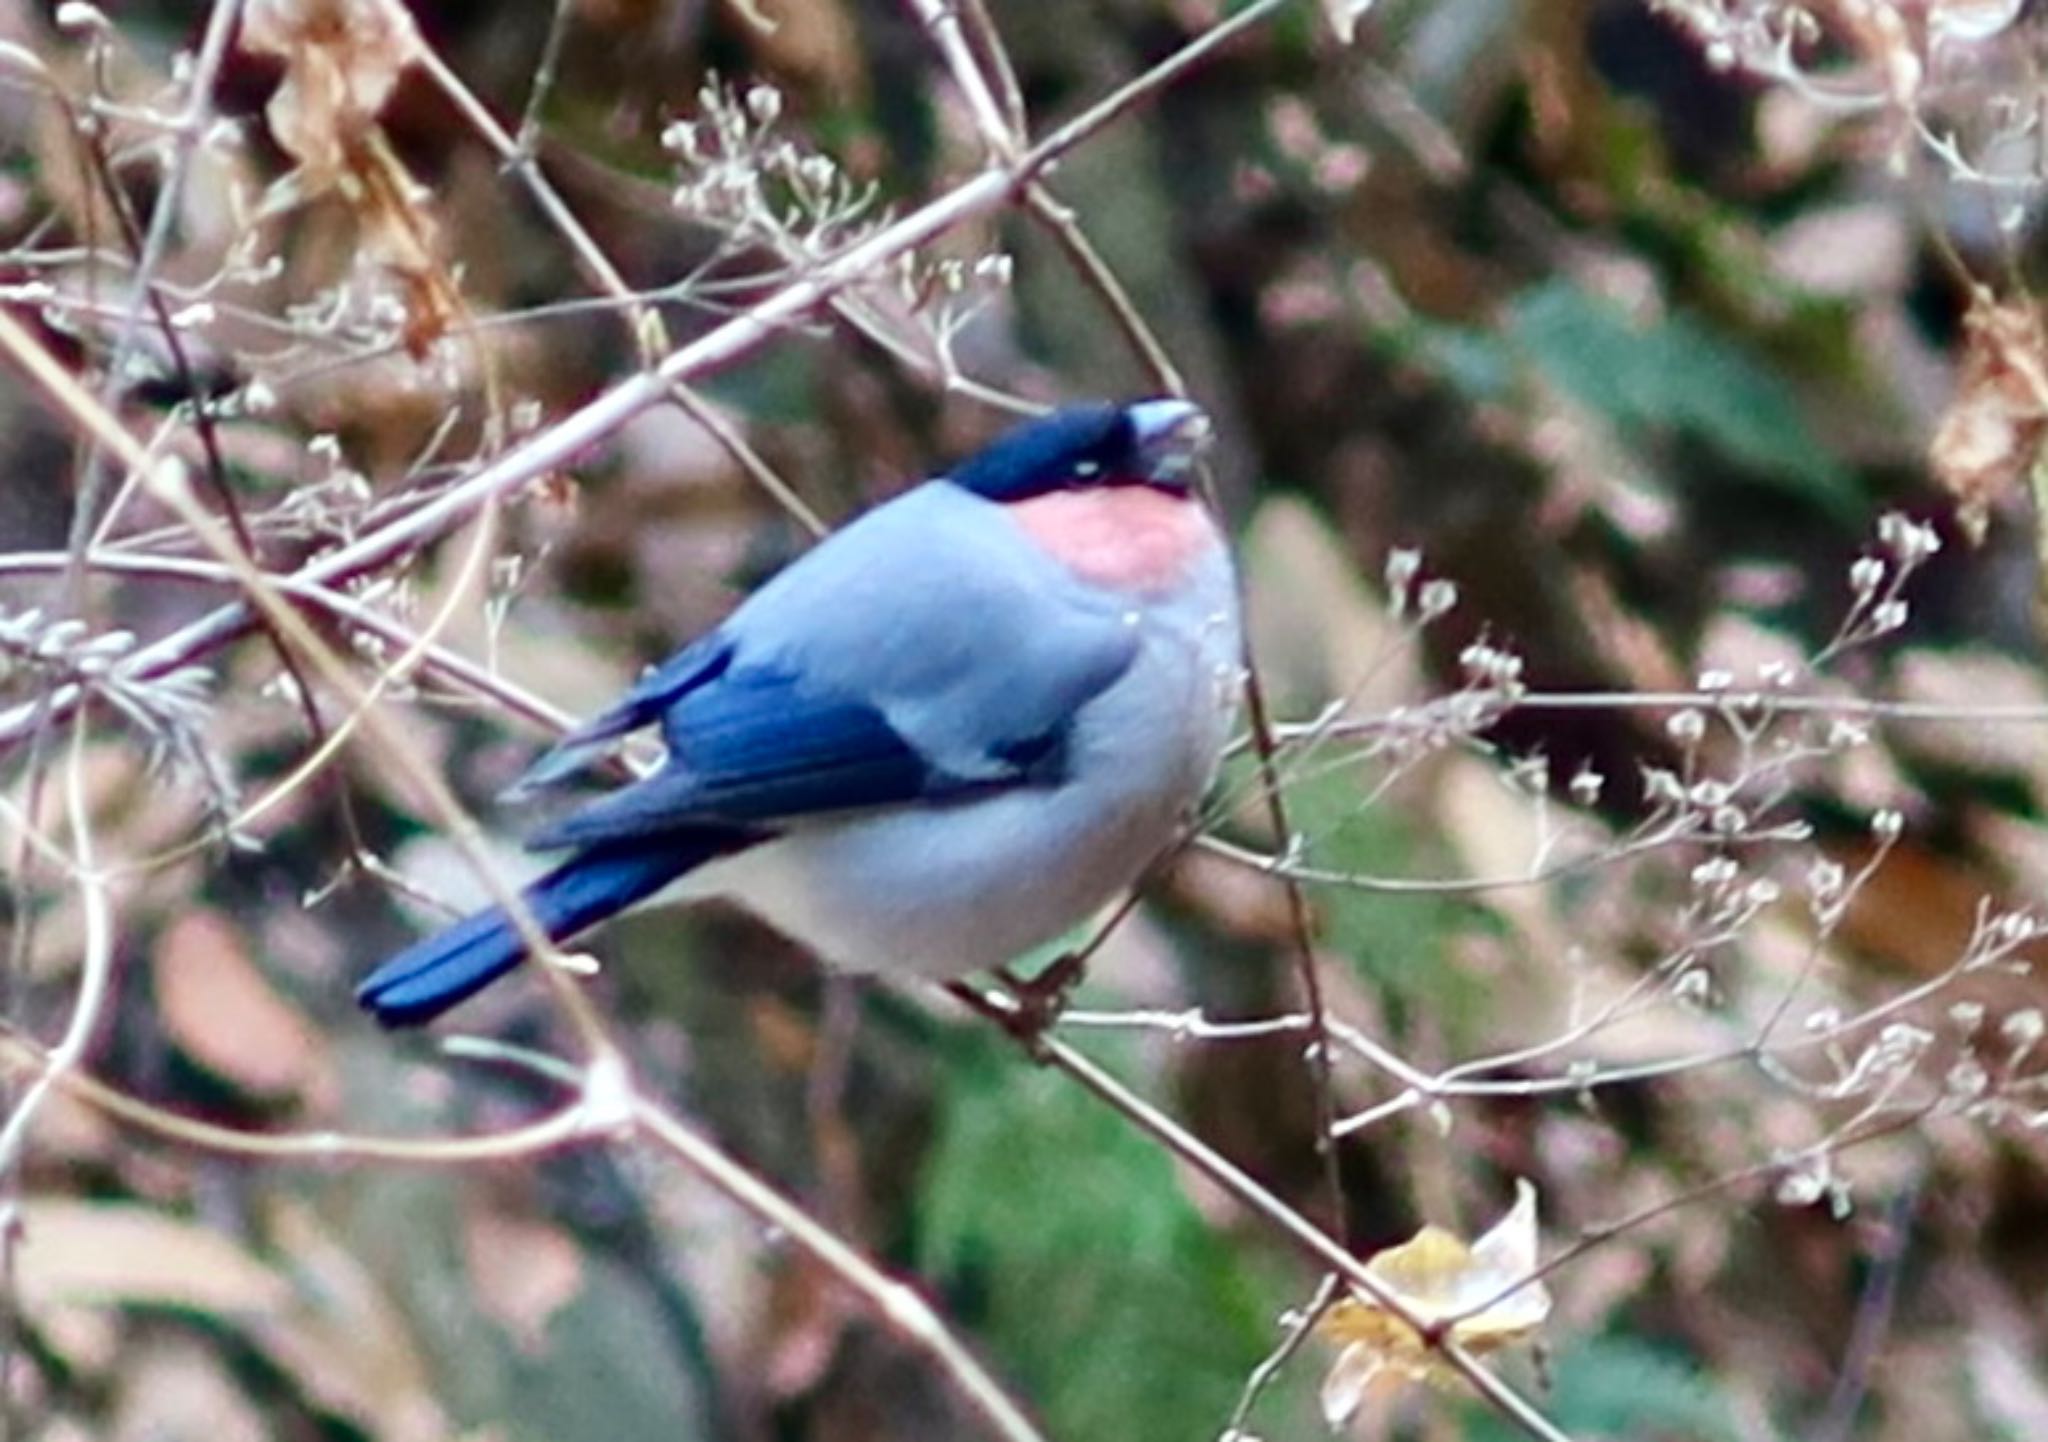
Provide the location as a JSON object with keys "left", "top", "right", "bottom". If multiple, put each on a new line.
{"left": 0, "top": 715, "right": 115, "bottom": 1173}
{"left": 1021, "top": 182, "right": 1187, "bottom": 393}
{"left": 953, "top": 983, "right": 1574, "bottom": 1442}
{"left": 635, "top": 1099, "right": 1049, "bottom": 1442}
{"left": 0, "top": 550, "right": 577, "bottom": 739}
{"left": 902, "top": 0, "right": 1022, "bottom": 161}
{"left": 1222, "top": 1274, "right": 1340, "bottom": 1439}
{"left": 0, "top": 1034, "right": 599, "bottom": 1162}
{"left": 0, "top": 0, "right": 1293, "bottom": 756}
{"left": 97, "top": 0, "right": 246, "bottom": 394}
{"left": 0, "top": 305, "right": 617, "bottom": 1059}
{"left": 1813, "top": 1184, "right": 1919, "bottom": 1442}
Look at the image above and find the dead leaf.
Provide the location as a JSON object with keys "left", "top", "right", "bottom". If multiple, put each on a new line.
{"left": 1927, "top": 0, "right": 2027, "bottom": 43}
{"left": 241, "top": 0, "right": 465, "bottom": 362}
{"left": 1240, "top": 496, "right": 1425, "bottom": 716}
{"left": 462, "top": 1203, "right": 584, "bottom": 1354}
{"left": 110, "top": 1339, "right": 268, "bottom": 1442}
{"left": 153, "top": 908, "right": 330, "bottom": 1102}
{"left": 1929, "top": 290, "right": 2048, "bottom": 545}
{"left": 750, "top": 0, "right": 866, "bottom": 102}
{"left": 1769, "top": 204, "right": 1910, "bottom": 298}
{"left": 1322, "top": 0, "right": 1380, "bottom": 45}
{"left": 242, "top": 0, "right": 421, "bottom": 187}
{"left": 16, "top": 1199, "right": 291, "bottom": 1316}
{"left": 762, "top": 1257, "right": 857, "bottom": 1400}
{"left": 256, "top": 1197, "right": 451, "bottom": 1441}
{"left": 1317, "top": 1179, "right": 1551, "bottom": 1424}
{"left": 1891, "top": 647, "right": 2048, "bottom": 784}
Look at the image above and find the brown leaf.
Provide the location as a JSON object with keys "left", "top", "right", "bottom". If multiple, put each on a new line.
{"left": 1240, "top": 496, "right": 1424, "bottom": 715}
{"left": 1317, "top": 1181, "right": 1549, "bottom": 1422}
{"left": 1892, "top": 647, "right": 2048, "bottom": 784}
{"left": 110, "top": 1339, "right": 269, "bottom": 1442}
{"left": 461, "top": 1203, "right": 585, "bottom": 1354}
{"left": 16, "top": 1199, "right": 291, "bottom": 1316}
{"left": 255, "top": 1198, "right": 451, "bottom": 1441}
{"left": 1321, "top": 0, "right": 1379, "bottom": 45}
{"left": 1925, "top": 0, "right": 2026, "bottom": 43}
{"left": 242, "top": 0, "right": 421, "bottom": 186}
{"left": 153, "top": 909, "right": 330, "bottom": 1102}
{"left": 750, "top": 0, "right": 866, "bottom": 103}
{"left": 1929, "top": 291, "right": 2048, "bottom": 545}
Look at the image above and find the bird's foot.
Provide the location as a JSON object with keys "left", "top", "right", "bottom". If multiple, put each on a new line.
{"left": 996, "top": 951, "right": 1087, "bottom": 1042}
{"left": 946, "top": 953, "right": 1087, "bottom": 1059}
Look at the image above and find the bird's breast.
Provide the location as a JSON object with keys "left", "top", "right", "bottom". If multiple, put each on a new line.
{"left": 1005, "top": 487, "right": 1220, "bottom": 596}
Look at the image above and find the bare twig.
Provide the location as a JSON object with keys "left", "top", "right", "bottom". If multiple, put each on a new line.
{"left": 636, "top": 1099, "right": 1049, "bottom": 1442}
{"left": 0, "top": 305, "right": 616, "bottom": 1059}
{"left": 903, "top": 0, "right": 1022, "bottom": 161}
{"left": 953, "top": 982, "right": 1574, "bottom": 1442}
{"left": 0, "top": 714, "right": 113, "bottom": 1172}
{"left": 0, "top": 0, "right": 1292, "bottom": 756}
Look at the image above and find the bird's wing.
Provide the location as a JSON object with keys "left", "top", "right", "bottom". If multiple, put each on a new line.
{"left": 716, "top": 483, "right": 1149, "bottom": 774}
{"left": 511, "top": 482, "right": 1145, "bottom": 844}
{"left": 522, "top": 650, "right": 1104, "bottom": 849}
{"left": 506, "top": 633, "right": 735, "bottom": 797}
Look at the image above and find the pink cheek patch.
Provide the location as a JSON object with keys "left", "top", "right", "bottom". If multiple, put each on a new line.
{"left": 1007, "top": 486, "right": 1218, "bottom": 594}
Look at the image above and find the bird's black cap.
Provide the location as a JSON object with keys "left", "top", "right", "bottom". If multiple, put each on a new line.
{"left": 947, "top": 399, "right": 1209, "bottom": 502}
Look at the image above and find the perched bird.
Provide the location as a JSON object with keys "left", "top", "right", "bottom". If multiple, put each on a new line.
{"left": 357, "top": 399, "right": 1242, "bottom": 1026}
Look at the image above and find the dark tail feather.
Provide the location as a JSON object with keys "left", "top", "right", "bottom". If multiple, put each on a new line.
{"left": 357, "top": 834, "right": 745, "bottom": 1027}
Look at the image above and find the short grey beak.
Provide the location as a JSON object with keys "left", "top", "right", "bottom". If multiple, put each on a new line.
{"left": 1126, "top": 398, "right": 1211, "bottom": 484}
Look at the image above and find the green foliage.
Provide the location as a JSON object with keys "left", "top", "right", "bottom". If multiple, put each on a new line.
{"left": 337, "top": 1131, "right": 720, "bottom": 1442}
{"left": 497, "top": 1256, "right": 721, "bottom": 1442}
{"left": 1393, "top": 280, "right": 1857, "bottom": 519}
{"left": 1394, "top": 314, "right": 1518, "bottom": 399}
{"left": 1466, "top": 1335, "right": 1741, "bottom": 1442}
{"left": 918, "top": 1044, "right": 1293, "bottom": 1439}
{"left": 1275, "top": 755, "right": 1493, "bottom": 1032}
{"left": 1506, "top": 281, "right": 1857, "bottom": 517}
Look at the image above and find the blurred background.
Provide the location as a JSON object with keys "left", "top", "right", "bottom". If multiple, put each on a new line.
{"left": 5, "top": 0, "right": 2048, "bottom": 1438}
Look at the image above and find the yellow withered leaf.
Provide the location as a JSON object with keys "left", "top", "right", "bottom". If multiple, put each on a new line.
{"left": 1316, "top": 1179, "right": 1550, "bottom": 1425}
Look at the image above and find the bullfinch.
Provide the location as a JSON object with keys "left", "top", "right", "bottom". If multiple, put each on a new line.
{"left": 356, "top": 398, "right": 1243, "bottom": 1025}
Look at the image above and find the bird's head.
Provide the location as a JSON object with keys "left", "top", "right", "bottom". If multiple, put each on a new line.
{"left": 951, "top": 400, "right": 1224, "bottom": 596}
{"left": 947, "top": 399, "right": 1211, "bottom": 502}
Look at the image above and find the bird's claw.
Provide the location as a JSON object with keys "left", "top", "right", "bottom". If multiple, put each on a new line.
{"left": 992, "top": 951, "right": 1087, "bottom": 1051}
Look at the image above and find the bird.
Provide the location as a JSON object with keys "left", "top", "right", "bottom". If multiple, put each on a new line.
{"left": 356, "top": 398, "right": 1243, "bottom": 1026}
